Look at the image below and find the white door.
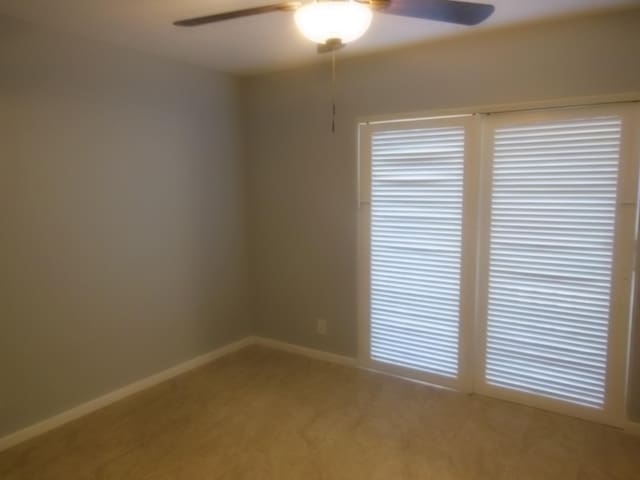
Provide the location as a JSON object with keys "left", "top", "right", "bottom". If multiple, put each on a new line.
{"left": 358, "top": 103, "right": 639, "bottom": 425}
{"left": 475, "top": 105, "right": 639, "bottom": 423}
{"left": 358, "top": 116, "right": 477, "bottom": 391}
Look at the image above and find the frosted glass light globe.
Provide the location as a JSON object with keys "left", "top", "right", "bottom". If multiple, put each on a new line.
{"left": 294, "top": 1, "right": 373, "bottom": 44}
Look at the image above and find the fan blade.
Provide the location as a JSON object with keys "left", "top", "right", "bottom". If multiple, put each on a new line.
{"left": 380, "top": 0, "right": 494, "bottom": 26}
{"left": 174, "top": 2, "right": 300, "bottom": 26}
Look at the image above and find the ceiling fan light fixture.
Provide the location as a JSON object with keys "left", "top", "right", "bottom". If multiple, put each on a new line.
{"left": 294, "top": 0, "right": 373, "bottom": 45}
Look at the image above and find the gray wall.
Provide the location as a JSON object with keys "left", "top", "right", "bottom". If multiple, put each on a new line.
{"left": 241, "top": 10, "right": 640, "bottom": 363}
{"left": 2, "top": 7, "right": 640, "bottom": 438}
{"left": 0, "top": 16, "right": 249, "bottom": 436}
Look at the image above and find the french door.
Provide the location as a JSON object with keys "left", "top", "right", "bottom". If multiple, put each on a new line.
{"left": 358, "top": 103, "right": 640, "bottom": 424}
{"left": 358, "top": 116, "right": 478, "bottom": 391}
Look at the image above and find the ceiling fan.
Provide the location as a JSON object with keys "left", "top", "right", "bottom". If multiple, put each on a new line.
{"left": 174, "top": 0, "right": 495, "bottom": 53}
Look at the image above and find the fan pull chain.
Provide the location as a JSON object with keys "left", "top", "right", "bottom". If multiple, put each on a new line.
{"left": 331, "top": 50, "right": 336, "bottom": 134}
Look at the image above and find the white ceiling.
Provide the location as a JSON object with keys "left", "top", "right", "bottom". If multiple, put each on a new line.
{"left": 1, "top": 0, "right": 638, "bottom": 74}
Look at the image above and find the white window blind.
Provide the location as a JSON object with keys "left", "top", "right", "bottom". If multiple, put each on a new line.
{"left": 483, "top": 115, "right": 622, "bottom": 409}
{"left": 369, "top": 124, "right": 465, "bottom": 379}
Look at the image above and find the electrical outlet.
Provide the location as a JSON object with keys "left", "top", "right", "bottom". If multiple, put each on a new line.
{"left": 316, "top": 317, "right": 327, "bottom": 335}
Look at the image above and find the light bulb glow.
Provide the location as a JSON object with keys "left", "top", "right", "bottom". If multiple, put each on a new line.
{"left": 294, "top": 1, "right": 372, "bottom": 44}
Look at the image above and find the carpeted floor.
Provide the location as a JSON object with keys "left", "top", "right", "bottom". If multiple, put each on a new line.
{"left": 1, "top": 345, "right": 639, "bottom": 479}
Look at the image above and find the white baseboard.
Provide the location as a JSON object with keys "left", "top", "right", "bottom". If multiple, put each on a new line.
{"left": 4, "top": 333, "right": 637, "bottom": 452}
{"left": 25, "top": 335, "right": 640, "bottom": 446}
{"left": 0, "top": 336, "right": 356, "bottom": 453}
{"left": 252, "top": 336, "right": 357, "bottom": 367}
{"left": 0, "top": 336, "right": 253, "bottom": 453}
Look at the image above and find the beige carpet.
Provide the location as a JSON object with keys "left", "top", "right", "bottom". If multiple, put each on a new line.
{"left": 1, "top": 346, "right": 639, "bottom": 479}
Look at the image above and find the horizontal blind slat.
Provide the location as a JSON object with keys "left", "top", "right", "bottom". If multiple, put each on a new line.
{"left": 484, "top": 115, "right": 621, "bottom": 409}
{"left": 371, "top": 125, "right": 465, "bottom": 377}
